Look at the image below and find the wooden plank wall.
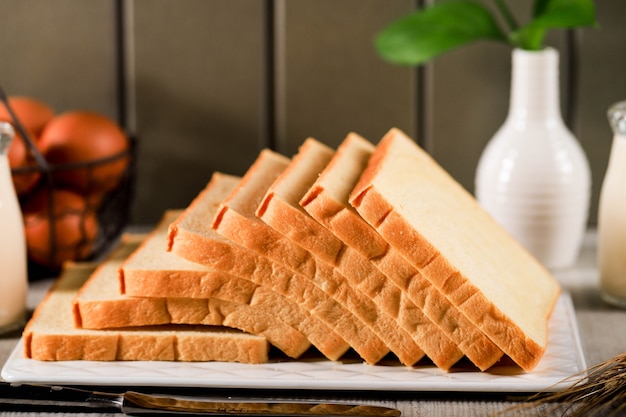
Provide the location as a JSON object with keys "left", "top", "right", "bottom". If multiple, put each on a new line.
{"left": 0, "top": 0, "right": 623, "bottom": 226}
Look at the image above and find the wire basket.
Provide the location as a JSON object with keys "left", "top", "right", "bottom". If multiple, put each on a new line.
{"left": 2, "top": 90, "right": 136, "bottom": 279}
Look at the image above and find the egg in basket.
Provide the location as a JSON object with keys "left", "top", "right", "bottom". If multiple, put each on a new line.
{"left": 1, "top": 93, "right": 135, "bottom": 278}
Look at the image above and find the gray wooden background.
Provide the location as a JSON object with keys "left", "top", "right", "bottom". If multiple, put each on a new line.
{"left": 0, "top": 0, "right": 622, "bottom": 226}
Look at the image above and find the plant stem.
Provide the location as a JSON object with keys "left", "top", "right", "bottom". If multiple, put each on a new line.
{"left": 494, "top": 0, "right": 518, "bottom": 31}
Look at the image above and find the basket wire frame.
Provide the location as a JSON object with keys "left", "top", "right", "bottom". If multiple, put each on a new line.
{"left": 0, "top": 86, "right": 136, "bottom": 278}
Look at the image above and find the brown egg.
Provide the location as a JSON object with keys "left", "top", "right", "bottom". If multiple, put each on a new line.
{"left": 0, "top": 96, "right": 55, "bottom": 137}
{"left": 0, "top": 97, "right": 54, "bottom": 195}
{"left": 22, "top": 189, "right": 99, "bottom": 269}
{"left": 39, "top": 111, "right": 130, "bottom": 194}
{"left": 7, "top": 129, "right": 42, "bottom": 195}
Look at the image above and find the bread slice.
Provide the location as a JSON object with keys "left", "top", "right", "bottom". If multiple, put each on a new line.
{"left": 119, "top": 212, "right": 258, "bottom": 302}
{"left": 23, "top": 263, "right": 269, "bottom": 363}
{"left": 257, "top": 138, "right": 463, "bottom": 370}
{"left": 75, "top": 216, "right": 310, "bottom": 359}
{"left": 350, "top": 128, "right": 561, "bottom": 371}
{"left": 167, "top": 172, "right": 350, "bottom": 361}
{"left": 212, "top": 148, "right": 415, "bottom": 365}
{"left": 301, "top": 133, "right": 503, "bottom": 370}
{"left": 300, "top": 133, "right": 388, "bottom": 259}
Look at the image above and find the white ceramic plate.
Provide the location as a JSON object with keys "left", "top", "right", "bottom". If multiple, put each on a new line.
{"left": 2, "top": 293, "right": 585, "bottom": 392}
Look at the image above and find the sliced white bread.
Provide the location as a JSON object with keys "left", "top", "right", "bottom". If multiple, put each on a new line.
{"left": 74, "top": 215, "right": 311, "bottom": 359}
{"left": 212, "top": 148, "right": 416, "bottom": 365}
{"left": 300, "top": 133, "right": 388, "bottom": 259}
{"left": 23, "top": 262, "right": 269, "bottom": 363}
{"left": 301, "top": 132, "right": 503, "bottom": 370}
{"left": 167, "top": 172, "right": 350, "bottom": 361}
{"left": 119, "top": 211, "right": 258, "bottom": 302}
{"left": 350, "top": 128, "right": 561, "bottom": 371}
{"left": 258, "top": 138, "right": 464, "bottom": 370}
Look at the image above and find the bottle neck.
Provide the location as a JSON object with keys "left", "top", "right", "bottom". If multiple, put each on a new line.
{"left": 508, "top": 48, "right": 562, "bottom": 124}
{"left": 0, "top": 122, "right": 14, "bottom": 156}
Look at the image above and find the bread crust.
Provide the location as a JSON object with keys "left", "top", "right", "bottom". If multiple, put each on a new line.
{"left": 258, "top": 140, "right": 477, "bottom": 368}
{"left": 23, "top": 263, "right": 269, "bottom": 364}
{"left": 300, "top": 133, "right": 388, "bottom": 261}
{"left": 216, "top": 199, "right": 400, "bottom": 363}
{"left": 304, "top": 133, "right": 503, "bottom": 370}
{"left": 74, "top": 227, "right": 310, "bottom": 359}
{"left": 167, "top": 173, "right": 352, "bottom": 361}
{"left": 168, "top": 212, "right": 350, "bottom": 361}
{"left": 27, "top": 327, "right": 269, "bottom": 363}
{"left": 76, "top": 294, "right": 310, "bottom": 359}
{"left": 259, "top": 181, "right": 437, "bottom": 366}
{"left": 302, "top": 185, "right": 387, "bottom": 260}
{"left": 254, "top": 143, "right": 438, "bottom": 365}
{"left": 118, "top": 212, "right": 260, "bottom": 302}
{"left": 212, "top": 150, "right": 424, "bottom": 365}
{"left": 350, "top": 128, "right": 560, "bottom": 372}
{"left": 256, "top": 141, "right": 344, "bottom": 265}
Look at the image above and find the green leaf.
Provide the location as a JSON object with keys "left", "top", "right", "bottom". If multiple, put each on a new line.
{"left": 509, "top": 27, "right": 546, "bottom": 51}
{"left": 531, "top": 0, "right": 597, "bottom": 28}
{"left": 532, "top": 0, "right": 551, "bottom": 18}
{"left": 512, "top": 0, "right": 597, "bottom": 49}
{"left": 375, "top": 0, "right": 507, "bottom": 66}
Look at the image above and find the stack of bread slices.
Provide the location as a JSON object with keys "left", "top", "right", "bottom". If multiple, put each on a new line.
{"left": 23, "top": 128, "right": 561, "bottom": 371}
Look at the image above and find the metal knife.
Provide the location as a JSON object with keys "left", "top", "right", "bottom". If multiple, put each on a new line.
{"left": 0, "top": 382, "right": 400, "bottom": 416}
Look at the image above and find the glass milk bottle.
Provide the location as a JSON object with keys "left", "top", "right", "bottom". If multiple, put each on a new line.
{"left": 0, "top": 121, "right": 28, "bottom": 333}
{"left": 598, "top": 101, "right": 626, "bottom": 308}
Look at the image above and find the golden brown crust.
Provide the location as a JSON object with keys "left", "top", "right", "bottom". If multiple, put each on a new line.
{"left": 210, "top": 154, "right": 396, "bottom": 364}
{"left": 342, "top": 179, "right": 504, "bottom": 370}
{"left": 214, "top": 195, "right": 317, "bottom": 278}
{"left": 75, "top": 295, "right": 310, "bottom": 359}
{"left": 297, "top": 136, "right": 473, "bottom": 369}
{"left": 167, "top": 175, "right": 354, "bottom": 361}
{"left": 255, "top": 144, "right": 439, "bottom": 366}
{"left": 27, "top": 329, "right": 269, "bottom": 363}
{"left": 300, "top": 133, "right": 388, "bottom": 260}
{"left": 339, "top": 245, "right": 466, "bottom": 369}
{"left": 258, "top": 191, "right": 344, "bottom": 266}
{"left": 356, "top": 184, "right": 548, "bottom": 370}
{"left": 169, "top": 223, "right": 350, "bottom": 361}
{"left": 72, "top": 229, "right": 310, "bottom": 359}
{"left": 23, "top": 262, "right": 270, "bottom": 364}
{"left": 382, "top": 247, "right": 503, "bottom": 370}
{"left": 302, "top": 190, "right": 388, "bottom": 260}
{"left": 122, "top": 268, "right": 259, "bottom": 302}
{"left": 305, "top": 136, "right": 504, "bottom": 370}
{"left": 350, "top": 129, "right": 560, "bottom": 372}
{"left": 221, "top": 194, "right": 396, "bottom": 363}
{"left": 256, "top": 142, "right": 344, "bottom": 265}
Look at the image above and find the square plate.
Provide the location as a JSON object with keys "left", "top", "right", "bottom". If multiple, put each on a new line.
{"left": 1, "top": 293, "right": 585, "bottom": 392}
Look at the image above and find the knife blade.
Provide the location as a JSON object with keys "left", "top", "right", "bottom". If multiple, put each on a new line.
{"left": 0, "top": 382, "right": 400, "bottom": 416}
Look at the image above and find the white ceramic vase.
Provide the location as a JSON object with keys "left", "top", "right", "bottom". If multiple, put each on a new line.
{"left": 475, "top": 48, "right": 591, "bottom": 270}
